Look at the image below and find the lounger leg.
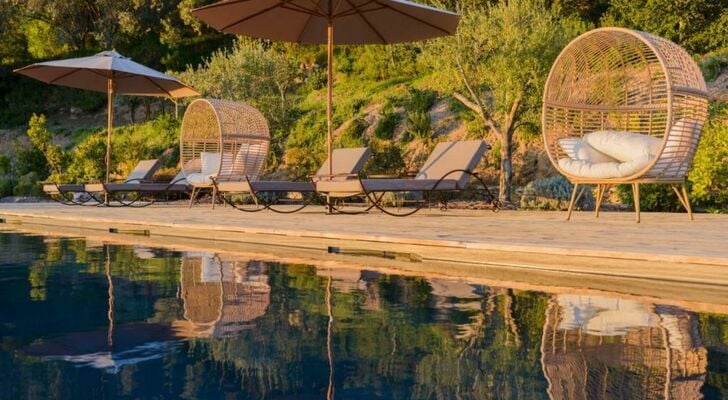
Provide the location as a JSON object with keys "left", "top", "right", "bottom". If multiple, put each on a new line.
{"left": 632, "top": 183, "right": 641, "bottom": 223}
{"left": 188, "top": 187, "right": 198, "bottom": 209}
{"left": 211, "top": 186, "right": 217, "bottom": 210}
{"left": 566, "top": 183, "right": 579, "bottom": 221}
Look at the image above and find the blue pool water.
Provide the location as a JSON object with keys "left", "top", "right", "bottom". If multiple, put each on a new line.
{"left": 0, "top": 231, "right": 726, "bottom": 399}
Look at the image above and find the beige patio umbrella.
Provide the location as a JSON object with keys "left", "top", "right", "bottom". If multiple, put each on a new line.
{"left": 192, "top": 0, "right": 459, "bottom": 182}
{"left": 14, "top": 51, "right": 199, "bottom": 187}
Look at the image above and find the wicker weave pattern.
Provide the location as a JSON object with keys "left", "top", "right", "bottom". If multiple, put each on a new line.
{"left": 542, "top": 28, "right": 708, "bottom": 184}
{"left": 180, "top": 98, "right": 270, "bottom": 184}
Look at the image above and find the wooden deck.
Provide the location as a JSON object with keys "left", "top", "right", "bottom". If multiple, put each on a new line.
{"left": 1, "top": 203, "right": 727, "bottom": 309}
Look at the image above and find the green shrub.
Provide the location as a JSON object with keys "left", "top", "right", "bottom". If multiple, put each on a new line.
{"left": 14, "top": 144, "right": 49, "bottom": 179}
{"left": 334, "top": 117, "right": 368, "bottom": 148}
{"left": 26, "top": 114, "right": 67, "bottom": 182}
{"left": 701, "top": 53, "right": 728, "bottom": 82}
{"left": 519, "top": 175, "right": 594, "bottom": 210}
{"left": 616, "top": 184, "right": 683, "bottom": 212}
{"left": 403, "top": 88, "right": 436, "bottom": 141}
{"left": 13, "top": 172, "right": 43, "bottom": 197}
{"left": 405, "top": 110, "right": 432, "bottom": 141}
{"left": 365, "top": 141, "right": 406, "bottom": 176}
{"left": 0, "top": 177, "right": 15, "bottom": 197}
{"left": 689, "top": 102, "right": 728, "bottom": 212}
{"left": 65, "top": 135, "right": 108, "bottom": 183}
{"left": 0, "top": 155, "right": 10, "bottom": 175}
{"left": 374, "top": 106, "right": 400, "bottom": 140}
{"left": 406, "top": 87, "right": 436, "bottom": 113}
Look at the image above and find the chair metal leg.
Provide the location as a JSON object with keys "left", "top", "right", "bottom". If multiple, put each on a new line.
{"left": 682, "top": 183, "right": 693, "bottom": 221}
{"left": 567, "top": 183, "right": 579, "bottom": 221}
{"left": 188, "top": 187, "right": 198, "bottom": 209}
{"left": 632, "top": 183, "right": 640, "bottom": 223}
{"left": 594, "top": 184, "right": 603, "bottom": 218}
{"left": 211, "top": 186, "right": 217, "bottom": 210}
{"left": 672, "top": 183, "right": 693, "bottom": 221}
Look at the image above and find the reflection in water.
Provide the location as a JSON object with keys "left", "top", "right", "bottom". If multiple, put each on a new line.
{"left": 542, "top": 295, "right": 708, "bottom": 399}
{"left": 173, "top": 254, "right": 270, "bottom": 338}
{"left": 0, "top": 232, "right": 726, "bottom": 399}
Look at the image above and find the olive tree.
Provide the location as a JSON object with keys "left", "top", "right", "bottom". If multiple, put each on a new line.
{"left": 422, "top": 0, "right": 583, "bottom": 202}
{"left": 177, "top": 40, "right": 302, "bottom": 167}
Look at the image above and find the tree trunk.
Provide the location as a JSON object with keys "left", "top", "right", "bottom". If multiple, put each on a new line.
{"left": 499, "top": 131, "right": 513, "bottom": 202}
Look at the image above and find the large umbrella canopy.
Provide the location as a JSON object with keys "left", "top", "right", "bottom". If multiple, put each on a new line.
{"left": 192, "top": 0, "right": 459, "bottom": 44}
{"left": 192, "top": 0, "right": 459, "bottom": 195}
{"left": 14, "top": 51, "right": 199, "bottom": 191}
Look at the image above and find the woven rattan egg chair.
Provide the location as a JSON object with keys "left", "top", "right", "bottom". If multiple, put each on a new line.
{"left": 542, "top": 28, "right": 708, "bottom": 222}
{"left": 180, "top": 98, "right": 270, "bottom": 207}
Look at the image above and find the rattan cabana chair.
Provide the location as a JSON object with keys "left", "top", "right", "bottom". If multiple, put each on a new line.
{"left": 180, "top": 98, "right": 270, "bottom": 207}
{"left": 213, "top": 147, "right": 371, "bottom": 214}
{"left": 315, "top": 140, "right": 498, "bottom": 216}
{"left": 542, "top": 28, "right": 709, "bottom": 222}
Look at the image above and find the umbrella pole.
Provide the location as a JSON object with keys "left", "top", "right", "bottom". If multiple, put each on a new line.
{"left": 326, "top": 21, "right": 334, "bottom": 213}
{"left": 105, "top": 78, "right": 114, "bottom": 205}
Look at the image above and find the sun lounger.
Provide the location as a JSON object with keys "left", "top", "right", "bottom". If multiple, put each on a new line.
{"left": 315, "top": 140, "right": 498, "bottom": 216}
{"left": 84, "top": 169, "right": 191, "bottom": 207}
{"left": 43, "top": 159, "right": 162, "bottom": 206}
{"left": 213, "top": 147, "right": 371, "bottom": 213}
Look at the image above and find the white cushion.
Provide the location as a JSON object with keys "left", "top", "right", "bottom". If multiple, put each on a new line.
{"left": 200, "top": 152, "right": 221, "bottom": 176}
{"left": 558, "top": 137, "right": 617, "bottom": 163}
{"left": 558, "top": 154, "right": 652, "bottom": 179}
{"left": 185, "top": 173, "right": 214, "bottom": 185}
{"left": 585, "top": 131, "right": 662, "bottom": 162}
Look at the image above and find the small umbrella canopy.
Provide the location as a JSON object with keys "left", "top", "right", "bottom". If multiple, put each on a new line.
{"left": 14, "top": 51, "right": 199, "bottom": 191}
{"left": 192, "top": 0, "right": 458, "bottom": 204}
{"left": 14, "top": 50, "right": 199, "bottom": 98}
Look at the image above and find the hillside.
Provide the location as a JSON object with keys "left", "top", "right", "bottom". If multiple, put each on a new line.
{"left": 0, "top": 0, "right": 727, "bottom": 210}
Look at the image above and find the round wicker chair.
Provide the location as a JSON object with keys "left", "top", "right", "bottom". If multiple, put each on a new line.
{"left": 542, "top": 28, "right": 709, "bottom": 222}
{"left": 180, "top": 98, "right": 270, "bottom": 206}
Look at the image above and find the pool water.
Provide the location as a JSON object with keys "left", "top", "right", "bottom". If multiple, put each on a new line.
{"left": 0, "top": 232, "right": 727, "bottom": 399}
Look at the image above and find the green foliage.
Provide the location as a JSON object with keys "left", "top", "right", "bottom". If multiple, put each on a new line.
{"left": 0, "top": 155, "right": 11, "bottom": 175}
{"left": 65, "top": 135, "right": 107, "bottom": 183}
{"left": 12, "top": 172, "right": 43, "bottom": 197}
{"left": 373, "top": 104, "right": 401, "bottom": 140}
{"left": 334, "top": 117, "right": 368, "bottom": 148}
{"left": 13, "top": 141, "right": 49, "bottom": 180}
{"left": 178, "top": 39, "right": 302, "bottom": 168}
{"left": 349, "top": 44, "right": 419, "bottom": 81}
{"left": 602, "top": 0, "right": 728, "bottom": 54}
{"left": 365, "top": 140, "right": 406, "bottom": 176}
{"left": 519, "top": 175, "right": 594, "bottom": 210}
{"left": 689, "top": 102, "right": 728, "bottom": 212}
{"left": 111, "top": 114, "right": 180, "bottom": 177}
{"left": 0, "top": 177, "right": 15, "bottom": 197}
{"left": 403, "top": 88, "right": 436, "bottom": 141}
{"left": 421, "top": 0, "right": 585, "bottom": 200}
{"left": 701, "top": 53, "right": 728, "bottom": 81}
{"left": 616, "top": 184, "right": 683, "bottom": 212}
{"left": 26, "top": 114, "right": 67, "bottom": 182}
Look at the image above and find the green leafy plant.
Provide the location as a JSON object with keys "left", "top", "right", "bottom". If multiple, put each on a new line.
{"left": 689, "top": 102, "right": 728, "bottom": 212}
{"left": 374, "top": 105, "right": 401, "bottom": 140}
{"left": 520, "top": 175, "right": 594, "bottom": 210}
{"left": 26, "top": 114, "right": 67, "bottom": 182}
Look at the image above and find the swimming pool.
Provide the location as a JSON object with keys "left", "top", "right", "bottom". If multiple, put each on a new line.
{"left": 0, "top": 231, "right": 726, "bottom": 399}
